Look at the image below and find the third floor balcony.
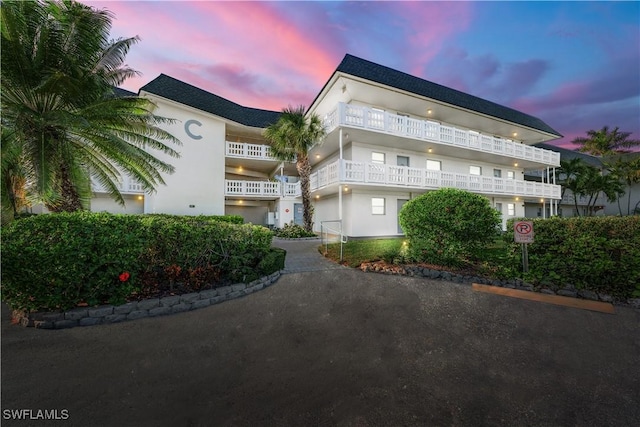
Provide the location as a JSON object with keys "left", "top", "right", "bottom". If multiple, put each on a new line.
{"left": 322, "top": 103, "right": 561, "bottom": 167}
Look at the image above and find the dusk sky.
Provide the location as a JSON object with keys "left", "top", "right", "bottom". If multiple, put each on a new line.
{"left": 85, "top": 1, "right": 640, "bottom": 149}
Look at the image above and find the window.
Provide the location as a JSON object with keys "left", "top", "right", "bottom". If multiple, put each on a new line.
{"left": 495, "top": 202, "right": 503, "bottom": 213}
{"left": 507, "top": 203, "right": 515, "bottom": 216}
{"left": 493, "top": 169, "right": 502, "bottom": 178}
{"left": 372, "top": 198, "right": 385, "bottom": 215}
{"left": 397, "top": 156, "right": 410, "bottom": 167}
{"left": 371, "top": 152, "right": 385, "bottom": 164}
{"left": 426, "top": 160, "right": 441, "bottom": 171}
{"left": 469, "top": 166, "right": 482, "bottom": 175}
{"left": 507, "top": 171, "right": 515, "bottom": 180}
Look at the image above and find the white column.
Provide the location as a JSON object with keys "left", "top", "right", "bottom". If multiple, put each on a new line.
{"left": 338, "top": 128, "right": 343, "bottom": 221}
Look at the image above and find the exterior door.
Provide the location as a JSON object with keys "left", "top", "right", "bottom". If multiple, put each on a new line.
{"left": 397, "top": 156, "right": 410, "bottom": 167}
{"left": 294, "top": 203, "right": 304, "bottom": 226}
{"left": 397, "top": 199, "right": 409, "bottom": 234}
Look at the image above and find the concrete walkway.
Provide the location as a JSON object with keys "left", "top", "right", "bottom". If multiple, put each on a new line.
{"left": 273, "top": 238, "right": 346, "bottom": 273}
{"left": 2, "top": 240, "right": 639, "bottom": 426}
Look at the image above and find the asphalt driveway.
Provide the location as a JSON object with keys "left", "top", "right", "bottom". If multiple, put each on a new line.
{"left": 2, "top": 241, "right": 639, "bottom": 426}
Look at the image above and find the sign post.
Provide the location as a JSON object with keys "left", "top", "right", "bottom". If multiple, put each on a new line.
{"left": 514, "top": 221, "right": 534, "bottom": 272}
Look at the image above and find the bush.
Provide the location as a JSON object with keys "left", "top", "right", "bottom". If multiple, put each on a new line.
{"left": 399, "top": 188, "right": 501, "bottom": 266}
{"left": 145, "top": 213, "right": 244, "bottom": 224}
{"left": 1, "top": 212, "right": 274, "bottom": 311}
{"left": 504, "top": 216, "right": 640, "bottom": 298}
{"left": 1, "top": 212, "right": 147, "bottom": 311}
{"left": 273, "top": 223, "right": 316, "bottom": 239}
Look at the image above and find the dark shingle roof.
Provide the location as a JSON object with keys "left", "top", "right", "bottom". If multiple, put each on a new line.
{"left": 332, "top": 54, "right": 562, "bottom": 137}
{"left": 139, "top": 74, "right": 280, "bottom": 128}
{"left": 533, "top": 143, "right": 603, "bottom": 167}
{"left": 112, "top": 87, "right": 137, "bottom": 97}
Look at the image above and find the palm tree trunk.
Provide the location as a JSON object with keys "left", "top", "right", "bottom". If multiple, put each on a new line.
{"left": 296, "top": 154, "right": 313, "bottom": 232}
{"left": 46, "top": 163, "right": 84, "bottom": 213}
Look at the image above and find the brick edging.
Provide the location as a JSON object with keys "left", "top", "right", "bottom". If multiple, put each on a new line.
{"left": 11, "top": 272, "right": 282, "bottom": 329}
{"left": 360, "top": 263, "right": 640, "bottom": 309}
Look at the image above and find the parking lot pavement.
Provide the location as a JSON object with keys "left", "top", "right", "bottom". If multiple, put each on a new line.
{"left": 2, "top": 263, "right": 639, "bottom": 426}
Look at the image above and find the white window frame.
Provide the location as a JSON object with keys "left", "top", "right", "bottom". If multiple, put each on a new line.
{"left": 371, "top": 152, "right": 385, "bottom": 165}
{"left": 469, "top": 165, "right": 482, "bottom": 176}
{"left": 507, "top": 203, "right": 515, "bottom": 216}
{"left": 507, "top": 171, "right": 515, "bottom": 180}
{"left": 493, "top": 169, "right": 502, "bottom": 178}
{"left": 426, "top": 160, "right": 441, "bottom": 171}
{"left": 371, "top": 198, "right": 386, "bottom": 215}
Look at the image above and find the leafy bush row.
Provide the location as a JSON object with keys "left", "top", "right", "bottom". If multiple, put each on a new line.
{"left": 504, "top": 216, "right": 640, "bottom": 298}
{"left": 1, "top": 212, "right": 276, "bottom": 312}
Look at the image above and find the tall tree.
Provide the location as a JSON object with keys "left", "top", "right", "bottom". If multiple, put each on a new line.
{"left": 572, "top": 126, "right": 640, "bottom": 156}
{"left": 264, "top": 106, "right": 326, "bottom": 232}
{"left": 1, "top": 0, "right": 180, "bottom": 216}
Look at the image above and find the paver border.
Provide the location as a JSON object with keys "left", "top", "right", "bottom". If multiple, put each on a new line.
{"left": 10, "top": 272, "right": 281, "bottom": 330}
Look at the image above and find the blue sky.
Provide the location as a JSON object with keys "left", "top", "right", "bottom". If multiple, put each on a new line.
{"left": 86, "top": 0, "right": 640, "bottom": 148}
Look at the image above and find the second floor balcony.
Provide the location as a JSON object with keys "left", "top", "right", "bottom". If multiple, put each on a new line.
{"left": 322, "top": 103, "right": 561, "bottom": 167}
{"left": 224, "top": 159, "right": 561, "bottom": 200}
{"left": 225, "top": 180, "right": 300, "bottom": 198}
{"left": 311, "top": 159, "right": 561, "bottom": 199}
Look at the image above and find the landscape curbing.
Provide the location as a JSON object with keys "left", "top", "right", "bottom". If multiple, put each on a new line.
{"left": 360, "top": 262, "right": 640, "bottom": 309}
{"left": 11, "top": 272, "right": 281, "bottom": 330}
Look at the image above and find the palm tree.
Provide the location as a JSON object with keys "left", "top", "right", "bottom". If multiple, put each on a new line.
{"left": 1, "top": 0, "right": 180, "bottom": 215}
{"left": 609, "top": 156, "right": 640, "bottom": 215}
{"left": 572, "top": 126, "right": 640, "bottom": 156}
{"left": 555, "top": 158, "right": 587, "bottom": 215}
{"left": 263, "top": 106, "right": 326, "bottom": 232}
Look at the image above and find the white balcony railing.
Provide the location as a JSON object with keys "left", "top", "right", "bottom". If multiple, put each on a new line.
{"left": 323, "top": 103, "right": 561, "bottom": 167}
{"left": 226, "top": 141, "right": 277, "bottom": 161}
{"left": 225, "top": 180, "right": 281, "bottom": 197}
{"left": 311, "top": 160, "right": 561, "bottom": 199}
{"left": 227, "top": 161, "right": 561, "bottom": 199}
{"left": 92, "top": 176, "right": 144, "bottom": 194}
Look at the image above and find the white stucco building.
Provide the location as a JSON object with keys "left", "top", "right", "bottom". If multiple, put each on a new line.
{"left": 91, "top": 54, "right": 564, "bottom": 237}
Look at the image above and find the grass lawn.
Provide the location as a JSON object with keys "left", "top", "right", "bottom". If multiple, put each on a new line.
{"left": 322, "top": 237, "right": 513, "bottom": 277}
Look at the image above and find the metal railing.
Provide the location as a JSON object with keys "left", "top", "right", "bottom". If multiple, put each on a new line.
{"left": 320, "top": 220, "right": 347, "bottom": 262}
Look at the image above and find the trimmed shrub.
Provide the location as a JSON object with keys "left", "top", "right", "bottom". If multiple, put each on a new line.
{"left": 273, "top": 223, "right": 316, "bottom": 238}
{"left": 399, "top": 188, "right": 501, "bottom": 266}
{"left": 1, "top": 212, "right": 273, "bottom": 311}
{"left": 257, "top": 248, "right": 286, "bottom": 276}
{"left": 504, "top": 216, "right": 640, "bottom": 298}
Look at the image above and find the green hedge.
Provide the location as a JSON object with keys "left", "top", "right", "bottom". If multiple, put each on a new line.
{"left": 399, "top": 188, "right": 501, "bottom": 266}
{"left": 1, "top": 212, "right": 275, "bottom": 312}
{"left": 504, "top": 216, "right": 640, "bottom": 298}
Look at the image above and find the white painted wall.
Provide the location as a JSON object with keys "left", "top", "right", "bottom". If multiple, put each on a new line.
{"left": 90, "top": 194, "right": 144, "bottom": 214}
{"left": 349, "top": 142, "right": 523, "bottom": 179}
{"left": 225, "top": 205, "right": 269, "bottom": 225}
{"left": 141, "top": 96, "right": 226, "bottom": 215}
{"left": 275, "top": 199, "right": 296, "bottom": 227}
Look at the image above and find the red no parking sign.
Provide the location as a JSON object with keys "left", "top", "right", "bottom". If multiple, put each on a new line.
{"left": 514, "top": 221, "right": 534, "bottom": 243}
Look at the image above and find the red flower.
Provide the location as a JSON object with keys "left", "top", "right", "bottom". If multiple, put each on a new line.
{"left": 119, "top": 272, "right": 130, "bottom": 282}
